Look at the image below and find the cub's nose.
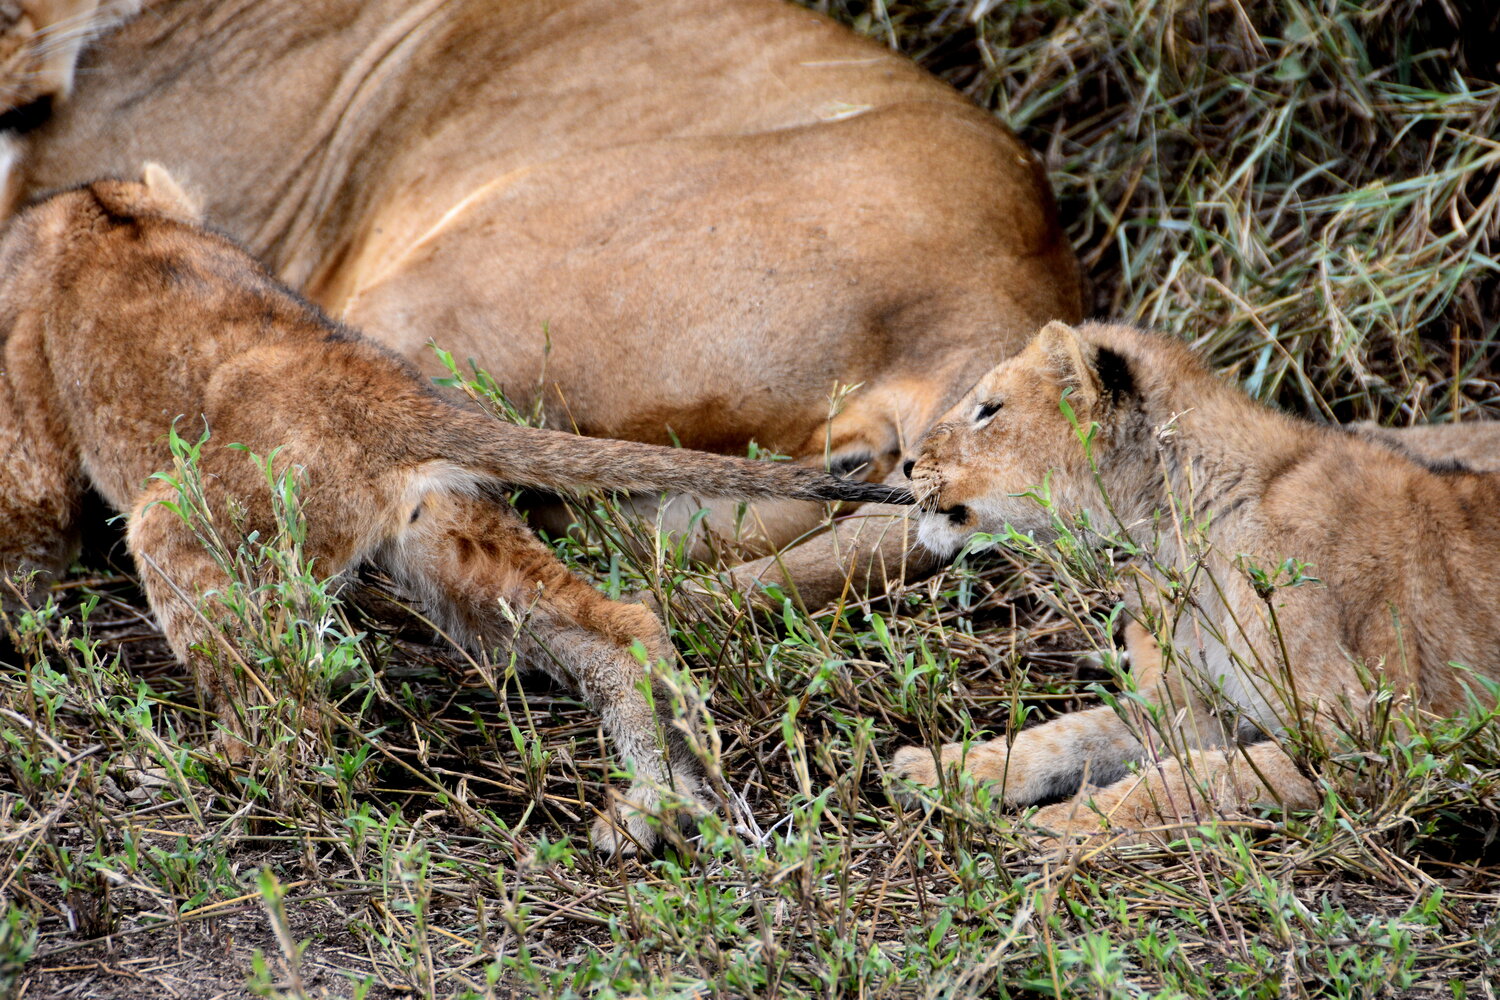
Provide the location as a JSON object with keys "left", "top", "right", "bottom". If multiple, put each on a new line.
{"left": 902, "top": 458, "right": 915, "bottom": 479}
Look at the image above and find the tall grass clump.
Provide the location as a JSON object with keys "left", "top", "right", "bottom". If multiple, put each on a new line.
{"left": 816, "top": 0, "right": 1499, "bottom": 422}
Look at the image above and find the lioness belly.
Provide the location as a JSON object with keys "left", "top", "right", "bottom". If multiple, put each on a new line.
{"left": 342, "top": 94, "right": 1064, "bottom": 453}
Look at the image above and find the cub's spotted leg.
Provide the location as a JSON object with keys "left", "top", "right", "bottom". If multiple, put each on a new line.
{"left": 1031, "top": 739, "right": 1320, "bottom": 845}
{"left": 890, "top": 705, "right": 1147, "bottom": 806}
{"left": 889, "top": 623, "right": 1212, "bottom": 807}
{"left": 126, "top": 476, "right": 368, "bottom": 756}
{"left": 386, "top": 491, "right": 708, "bottom": 855}
{"left": 0, "top": 393, "right": 82, "bottom": 629}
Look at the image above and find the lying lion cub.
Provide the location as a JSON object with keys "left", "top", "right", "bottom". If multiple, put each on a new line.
{"left": 0, "top": 169, "right": 909, "bottom": 853}
{"left": 893, "top": 320, "right": 1500, "bottom": 840}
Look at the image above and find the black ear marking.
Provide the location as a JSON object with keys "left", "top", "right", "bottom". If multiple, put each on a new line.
{"left": 1094, "top": 347, "right": 1135, "bottom": 402}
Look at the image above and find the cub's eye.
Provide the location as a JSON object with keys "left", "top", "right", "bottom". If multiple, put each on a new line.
{"left": 974, "top": 400, "right": 1002, "bottom": 423}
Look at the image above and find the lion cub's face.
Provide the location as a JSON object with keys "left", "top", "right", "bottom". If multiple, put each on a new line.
{"left": 908, "top": 321, "right": 1123, "bottom": 556}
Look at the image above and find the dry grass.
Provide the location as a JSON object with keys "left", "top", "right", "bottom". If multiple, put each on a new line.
{"left": 4, "top": 1, "right": 1500, "bottom": 998}
{"left": 819, "top": 0, "right": 1500, "bottom": 421}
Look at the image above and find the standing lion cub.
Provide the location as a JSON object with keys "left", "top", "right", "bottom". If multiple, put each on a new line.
{"left": 0, "top": 168, "right": 909, "bottom": 853}
{"left": 894, "top": 320, "right": 1500, "bottom": 840}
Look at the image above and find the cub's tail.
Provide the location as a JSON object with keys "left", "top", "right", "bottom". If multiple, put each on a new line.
{"left": 437, "top": 411, "right": 914, "bottom": 506}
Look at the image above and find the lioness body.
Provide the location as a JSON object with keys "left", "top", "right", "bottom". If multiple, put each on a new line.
{"left": 2, "top": 0, "right": 1083, "bottom": 604}
{"left": 896, "top": 321, "right": 1500, "bottom": 838}
{"left": 0, "top": 175, "right": 906, "bottom": 852}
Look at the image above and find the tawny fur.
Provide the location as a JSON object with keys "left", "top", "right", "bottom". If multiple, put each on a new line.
{"left": 0, "top": 174, "right": 907, "bottom": 854}
{"left": 893, "top": 320, "right": 1500, "bottom": 844}
{"left": 0, "top": 0, "right": 1086, "bottom": 607}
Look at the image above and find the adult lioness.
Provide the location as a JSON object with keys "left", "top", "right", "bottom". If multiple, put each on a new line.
{"left": 893, "top": 321, "right": 1500, "bottom": 840}
{"left": 0, "top": 0, "right": 1084, "bottom": 607}
{"left": 0, "top": 169, "right": 908, "bottom": 853}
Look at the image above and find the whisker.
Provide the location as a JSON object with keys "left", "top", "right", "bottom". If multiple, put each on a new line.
{"left": 910, "top": 482, "right": 942, "bottom": 511}
{"left": 27, "top": 4, "right": 142, "bottom": 58}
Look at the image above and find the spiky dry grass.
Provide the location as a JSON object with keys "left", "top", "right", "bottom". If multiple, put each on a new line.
{"left": 818, "top": 0, "right": 1500, "bottom": 420}
{"left": 4, "top": 1, "right": 1500, "bottom": 998}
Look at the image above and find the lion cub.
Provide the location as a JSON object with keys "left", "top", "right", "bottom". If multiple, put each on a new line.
{"left": 0, "top": 169, "right": 910, "bottom": 853}
{"left": 893, "top": 320, "right": 1500, "bottom": 840}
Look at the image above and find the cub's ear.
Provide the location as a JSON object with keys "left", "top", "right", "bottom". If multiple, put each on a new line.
{"left": 1036, "top": 320, "right": 1100, "bottom": 409}
{"left": 141, "top": 162, "right": 203, "bottom": 223}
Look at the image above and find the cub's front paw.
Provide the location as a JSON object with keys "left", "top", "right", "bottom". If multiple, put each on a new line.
{"left": 1031, "top": 799, "right": 1110, "bottom": 841}
{"left": 1030, "top": 792, "right": 1152, "bottom": 852}
{"left": 889, "top": 744, "right": 941, "bottom": 787}
{"left": 887, "top": 742, "right": 981, "bottom": 805}
{"left": 588, "top": 776, "right": 713, "bottom": 857}
{"left": 590, "top": 800, "right": 657, "bottom": 858}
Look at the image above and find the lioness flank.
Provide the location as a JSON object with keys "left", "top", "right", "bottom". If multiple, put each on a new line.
{"left": 893, "top": 320, "right": 1500, "bottom": 841}
{"left": 0, "top": 170, "right": 910, "bottom": 854}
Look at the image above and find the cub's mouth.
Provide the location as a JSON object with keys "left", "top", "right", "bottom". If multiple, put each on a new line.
{"left": 909, "top": 476, "right": 972, "bottom": 527}
{"left": 907, "top": 461, "right": 982, "bottom": 553}
{"left": 935, "top": 502, "right": 970, "bottom": 525}
{"left": 915, "top": 503, "right": 981, "bottom": 556}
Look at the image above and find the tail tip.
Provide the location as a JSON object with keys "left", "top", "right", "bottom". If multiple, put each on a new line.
{"left": 815, "top": 479, "right": 916, "bottom": 506}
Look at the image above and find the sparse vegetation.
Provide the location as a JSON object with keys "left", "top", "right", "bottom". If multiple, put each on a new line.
{"left": 3, "top": 0, "right": 1499, "bottom": 997}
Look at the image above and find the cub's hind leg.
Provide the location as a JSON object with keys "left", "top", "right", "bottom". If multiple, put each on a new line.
{"left": 385, "top": 491, "right": 708, "bottom": 855}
